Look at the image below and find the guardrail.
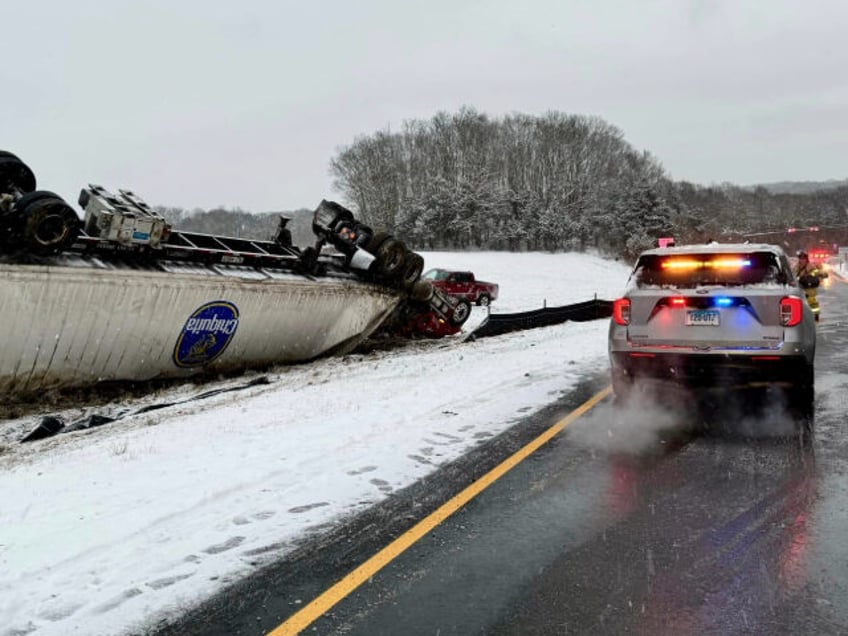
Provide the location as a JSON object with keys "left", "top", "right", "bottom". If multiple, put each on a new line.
{"left": 466, "top": 298, "right": 613, "bottom": 340}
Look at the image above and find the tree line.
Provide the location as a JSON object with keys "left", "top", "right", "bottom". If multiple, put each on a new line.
{"left": 330, "top": 107, "right": 848, "bottom": 259}
{"left": 156, "top": 107, "right": 848, "bottom": 261}
{"left": 330, "top": 107, "right": 681, "bottom": 259}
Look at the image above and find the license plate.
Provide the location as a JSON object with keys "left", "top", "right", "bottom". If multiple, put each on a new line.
{"left": 685, "top": 310, "right": 720, "bottom": 326}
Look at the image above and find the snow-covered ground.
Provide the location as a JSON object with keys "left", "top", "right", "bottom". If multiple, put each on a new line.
{"left": 0, "top": 251, "right": 633, "bottom": 636}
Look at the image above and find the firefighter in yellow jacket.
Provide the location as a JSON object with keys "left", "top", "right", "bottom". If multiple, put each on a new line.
{"left": 795, "top": 251, "right": 825, "bottom": 321}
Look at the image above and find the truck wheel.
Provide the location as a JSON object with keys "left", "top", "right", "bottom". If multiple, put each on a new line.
{"left": 477, "top": 294, "right": 491, "bottom": 307}
{"left": 375, "top": 238, "right": 407, "bottom": 279}
{"left": 365, "top": 231, "right": 390, "bottom": 254}
{"left": 450, "top": 300, "right": 471, "bottom": 326}
{"left": 0, "top": 152, "right": 36, "bottom": 194}
{"left": 14, "top": 189, "right": 64, "bottom": 212}
{"left": 20, "top": 194, "right": 80, "bottom": 255}
{"left": 399, "top": 252, "right": 424, "bottom": 289}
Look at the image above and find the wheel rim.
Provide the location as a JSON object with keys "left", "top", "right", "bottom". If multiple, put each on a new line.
{"left": 453, "top": 302, "right": 469, "bottom": 323}
{"left": 34, "top": 212, "right": 71, "bottom": 245}
{"left": 479, "top": 295, "right": 489, "bottom": 306}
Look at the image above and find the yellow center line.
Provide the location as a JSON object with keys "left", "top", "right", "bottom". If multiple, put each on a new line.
{"left": 267, "top": 385, "right": 612, "bottom": 636}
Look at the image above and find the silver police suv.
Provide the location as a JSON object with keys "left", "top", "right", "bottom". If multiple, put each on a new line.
{"left": 608, "top": 243, "right": 816, "bottom": 412}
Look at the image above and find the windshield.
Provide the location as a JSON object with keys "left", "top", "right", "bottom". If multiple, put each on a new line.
{"left": 632, "top": 252, "right": 785, "bottom": 288}
{"left": 422, "top": 269, "right": 449, "bottom": 281}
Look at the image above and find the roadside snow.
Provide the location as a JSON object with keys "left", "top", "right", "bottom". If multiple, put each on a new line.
{"left": 0, "top": 251, "right": 632, "bottom": 636}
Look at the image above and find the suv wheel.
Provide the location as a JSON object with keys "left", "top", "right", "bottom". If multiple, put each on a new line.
{"left": 450, "top": 300, "right": 471, "bottom": 326}
{"left": 787, "top": 362, "right": 814, "bottom": 433}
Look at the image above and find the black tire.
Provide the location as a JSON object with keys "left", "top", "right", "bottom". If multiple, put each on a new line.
{"left": 14, "top": 189, "right": 64, "bottom": 212}
{"left": 19, "top": 195, "right": 80, "bottom": 255}
{"left": 0, "top": 152, "right": 36, "bottom": 194}
{"left": 477, "top": 294, "right": 491, "bottom": 307}
{"left": 796, "top": 411, "right": 814, "bottom": 446}
{"left": 375, "top": 237, "right": 408, "bottom": 279}
{"left": 787, "top": 362, "right": 815, "bottom": 424}
{"left": 450, "top": 300, "right": 471, "bottom": 326}
{"left": 7, "top": 190, "right": 70, "bottom": 244}
{"left": 788, "top": 384, "right": 814, "bottom": 414}
{"left": 365, "top": 231, "right": 391, "bottom": 253}
{"left": 399, "top": 252, "right": 424, "bottom": 289}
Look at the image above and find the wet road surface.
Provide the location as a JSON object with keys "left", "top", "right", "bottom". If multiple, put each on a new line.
{"left": 162, "top": 274, "right": 848, "bottom": 635}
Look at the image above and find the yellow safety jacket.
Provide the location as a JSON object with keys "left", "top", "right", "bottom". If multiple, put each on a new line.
{"left": 795, "top": 262, "right": 821, "bottom": 318}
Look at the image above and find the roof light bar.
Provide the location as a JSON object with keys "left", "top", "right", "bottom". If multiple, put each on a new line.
{"left": 711, "top": 258, "right": 751, "bottom": 269}
{"left": 662, "top": 259, "right": 701, "bottom": 270}
{"left": 662, "top": 258, "right": 751, "bottom": 270}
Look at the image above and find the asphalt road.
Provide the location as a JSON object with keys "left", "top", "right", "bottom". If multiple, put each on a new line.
{"left": 160, "top": 273, "right": 848, "bottom": 636}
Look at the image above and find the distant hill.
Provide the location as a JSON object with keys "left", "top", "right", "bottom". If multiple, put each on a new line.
{"left": 747, "top": 179, "right": 848, "bottom": 195}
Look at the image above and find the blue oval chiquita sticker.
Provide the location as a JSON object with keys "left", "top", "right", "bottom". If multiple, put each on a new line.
{"left": 173, "top": 301, "right": 240, "bottom": 368}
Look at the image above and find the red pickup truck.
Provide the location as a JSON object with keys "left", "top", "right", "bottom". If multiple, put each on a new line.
{"left": 421, "top": 268, "right": 499, "bottom": 306}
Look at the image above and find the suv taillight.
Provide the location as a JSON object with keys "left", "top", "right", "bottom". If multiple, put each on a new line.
{"left": 612, "top": 298, "right": 631, "bottom": 325}
{"left": 780, "top": 297, "right": 803, "bottom": 326}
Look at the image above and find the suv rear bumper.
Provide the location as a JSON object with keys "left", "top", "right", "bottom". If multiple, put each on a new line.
{"left": 609, "top": 351, "right": 811, "bottom": 389}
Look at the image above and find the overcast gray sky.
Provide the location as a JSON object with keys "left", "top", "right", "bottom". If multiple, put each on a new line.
{"left": 3, "top": 0, "right": 847, "bottom": 212}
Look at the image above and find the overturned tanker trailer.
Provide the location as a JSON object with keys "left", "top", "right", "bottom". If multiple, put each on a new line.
{"left": 0, "top": 150, "right": 465, "bottom": 401}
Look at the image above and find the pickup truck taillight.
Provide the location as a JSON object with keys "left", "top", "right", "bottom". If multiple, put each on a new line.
{"left": 780, "top": 296, "right": 803, "bottom": 326}
{"left": 612, "top": 298, "right": 631, "bottom": 326}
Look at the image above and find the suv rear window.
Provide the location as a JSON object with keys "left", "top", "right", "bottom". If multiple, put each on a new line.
{"left": 632, "top": 252, "right": 785, "bottom": 288}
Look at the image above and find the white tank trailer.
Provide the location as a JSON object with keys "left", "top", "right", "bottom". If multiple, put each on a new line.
{"left": 0, "top": 150, "right": 446, "bottom": 401}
